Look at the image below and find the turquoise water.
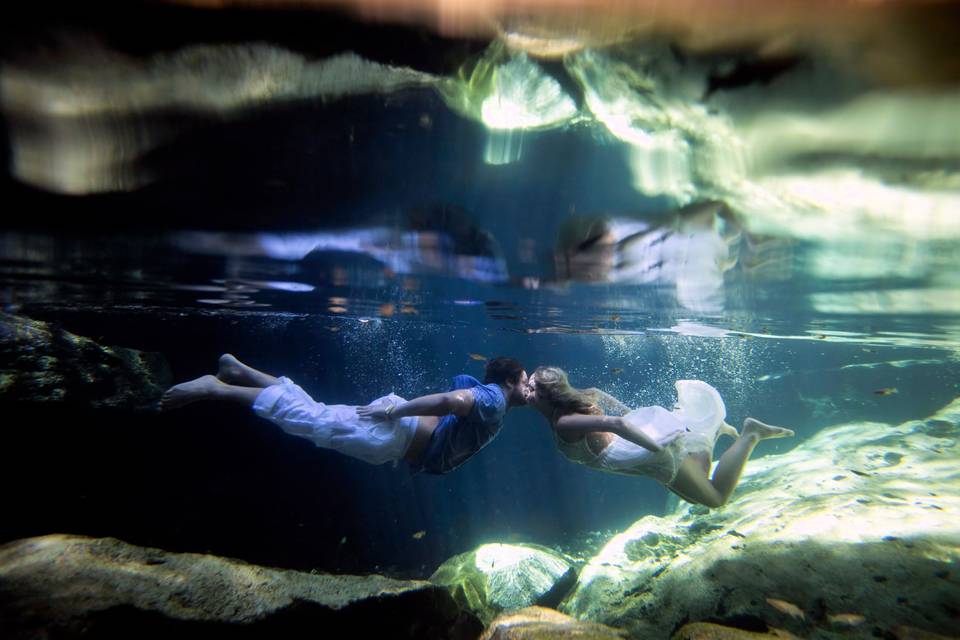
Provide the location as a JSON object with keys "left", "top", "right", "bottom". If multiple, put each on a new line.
{"left": 1, "top": 4, "right": 959, "bottom": 637}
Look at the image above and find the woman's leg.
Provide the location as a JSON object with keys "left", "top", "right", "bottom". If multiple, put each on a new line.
{"left": 216, "top": 353, "right": 280, "bottom": 388}
{"left": 718, "top": 421, "right": 739, "bottom": 439}
{"left": 160, "top": 375, "right": 265, "bottom": 411}
{"left": 689, "top": 450, "right": 711, "bottom": 475}
{"left": 668, "top": 418, "right": 794, "bottom": 508}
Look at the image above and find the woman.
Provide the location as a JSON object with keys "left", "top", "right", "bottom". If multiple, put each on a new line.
{"left": 524, "top": 367, "right": 794, "bottom": 508}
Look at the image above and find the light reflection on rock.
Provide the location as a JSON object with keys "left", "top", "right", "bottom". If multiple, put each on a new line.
{"left": 561, "top": 395, "right": 960, "bottom": 638}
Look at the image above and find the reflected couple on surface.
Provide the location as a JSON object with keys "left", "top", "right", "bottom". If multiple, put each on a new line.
{"left": 161, "top": 355, "right": 792, "bottom": 508}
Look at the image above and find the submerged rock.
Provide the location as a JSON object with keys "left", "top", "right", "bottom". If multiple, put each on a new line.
{"left": 892, "top": 625, "right": 960, "bottom": 640}
{"left": 480, "top": 606, "right": 625, "bottom": 639}
{"left": 673, "top": 622, "right": 800, "bottom": 640}
{"left": 431, "top": 542, "right": 577, "bottom": 625}
{"left": 562, "top": 397, "right": 960, "bottom": 639}
{"left": 0, "top": 313, "right": 170, "bottom": 410}
{"left": 0, "top": 534, "right": 480, "bottom": 639}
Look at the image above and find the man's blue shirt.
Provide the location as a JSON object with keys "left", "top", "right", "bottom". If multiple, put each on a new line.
{"left": 416, "top": 374, "right": 507, "bottom": 474}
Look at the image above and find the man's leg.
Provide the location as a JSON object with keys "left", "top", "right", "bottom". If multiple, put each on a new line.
{"left": 217, "top": 353, "right": 280, "bottom": 388}
{"left": 161, "top": 375, "right": 264, "bottom": 411}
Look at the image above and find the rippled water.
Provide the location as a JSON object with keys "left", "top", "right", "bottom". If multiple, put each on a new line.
{"left": 3, "top": 5, "right": 959, "bottom": 352}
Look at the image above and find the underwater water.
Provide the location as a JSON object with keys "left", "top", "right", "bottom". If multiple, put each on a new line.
{"left": 1, "top": 2, "right": 959, "bottom": 638}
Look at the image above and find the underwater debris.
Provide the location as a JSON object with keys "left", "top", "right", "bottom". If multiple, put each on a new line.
{"left": 892, "top": 625, "right": 959, "bottom": 640}
{"left": 468, "top": 353, "right": 489, "bottom": 361}
{"left": 412, "top": 530, "right": 426, "bottom": 539}
{"left": 378, "top": 303, "right": 395, "bottom": 317}
{"left": 765, "top": 598, "right": 806, "bottom": 620}
{"left": 874, "top": 387, "right": 899, "bottom": 396}
{"left": 827, "top": 613, "right": 866, "bottom": 627}
{"left": 672, "top": 622, "right": 801, "bottom": 639}
{"left": 480, "top": 606, "right": 625, "bottom": 639}
{"left": 920, "top": 420, "right": 954, "bottom": 438}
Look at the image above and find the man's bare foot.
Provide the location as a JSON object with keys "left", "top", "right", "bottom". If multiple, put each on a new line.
{"left": 160, "top": 375, "right": 222, "bottom": 411}
{"left": 217, "top": 354, "right": 278, "bottom": 388}
{"left": 742, "top": 417, "right": 795, "bottom": 440}
{"left": 217, "top": 354, "right": 250, "bottom": 384}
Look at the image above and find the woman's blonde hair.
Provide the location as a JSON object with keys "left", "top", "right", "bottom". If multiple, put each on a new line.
{"left": 532, "top": 366, "right": 602, "bottom": 420}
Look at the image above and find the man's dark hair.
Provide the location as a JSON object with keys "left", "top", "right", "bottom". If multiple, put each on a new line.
{"left": 484, "top": 356, "right": 525, "bottom": 386}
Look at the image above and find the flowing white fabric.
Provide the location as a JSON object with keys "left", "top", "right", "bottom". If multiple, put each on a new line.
{"left": 252, "top": 377, "right": 418, "bottom": 465}
{"left": 596, "top": 380, "right": 727, "bottom": 483}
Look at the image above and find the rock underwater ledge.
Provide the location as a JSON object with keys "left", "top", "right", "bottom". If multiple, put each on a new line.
{"left": 0, "top": 312, "right": 171, "bottom": 410}
{"left": 558, "top": 396, "right": 960, "bottom": 639}
{"left": 430, "top": 542, "right": 577, "bottom": 626}
{"left": 0, "top": 534, "right": 482, "bottom": 639}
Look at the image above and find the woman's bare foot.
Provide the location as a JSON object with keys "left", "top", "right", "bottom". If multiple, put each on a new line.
{"left": 742, "top": 417, "right": 795, "bottom": 440}
{"left": 719, "top": 421, "right": 740, "bottom": 439}
{"left": 216, "top": 354, "right": 278, "bottom": 388}
{"left": 160, "top": 375, "right": 223, "bottom": 411}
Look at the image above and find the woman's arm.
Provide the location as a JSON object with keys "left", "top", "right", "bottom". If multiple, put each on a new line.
{"left": 555, "top": 413, "right": 664, "bottom": 452}
{"left": 356, "top": 389, "right": 474, "bottom": 420}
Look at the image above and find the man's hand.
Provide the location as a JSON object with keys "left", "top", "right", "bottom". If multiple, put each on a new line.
{"left": 356, "top": 403, "right": 392, "bottom": 421}
{"left": 355, "top": 389, "right": 474, "bottom": 422}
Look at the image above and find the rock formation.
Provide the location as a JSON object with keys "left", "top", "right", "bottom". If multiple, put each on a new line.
{"left": 559, "top": 397, "right": 960, "bottom": 639}
{"left": 431, "top": 543, "right": 577, "bottom": 625}
{"left": 0, "top": 312, "right": 170, "bottom": 410}
{"left": 0, "top": 534, "right": 481, "bottom": 639}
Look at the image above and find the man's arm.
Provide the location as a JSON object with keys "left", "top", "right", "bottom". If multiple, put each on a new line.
{"left": 356, "top": 389, "right": 475, "bottom": 421}
{"left": 554, "top": 413, "right": 668, "bottom": 453}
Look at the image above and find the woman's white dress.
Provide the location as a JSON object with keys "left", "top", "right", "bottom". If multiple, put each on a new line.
{"left": 555, "top": 380, "right": 727, "bottom": 484}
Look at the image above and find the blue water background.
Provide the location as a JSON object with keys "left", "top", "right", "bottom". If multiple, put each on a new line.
{"left": 3, "top": 87, "right": 959, "bottom": 577}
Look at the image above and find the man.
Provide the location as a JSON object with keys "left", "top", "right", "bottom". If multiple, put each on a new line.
{"left": 161, "top": 353, "right": 527, "bottom": 473}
